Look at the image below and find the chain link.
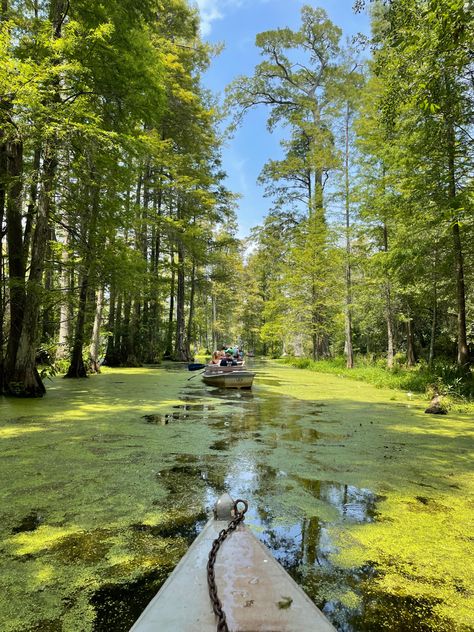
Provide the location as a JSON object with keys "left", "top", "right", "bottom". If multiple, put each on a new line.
{"left": 207, "top": 499, "right": 248, "bottom": 632}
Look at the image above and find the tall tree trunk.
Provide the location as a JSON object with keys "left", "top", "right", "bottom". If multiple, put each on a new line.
{"left": 174, "top": 238, "right": 188, "bottom": 361}
{"left": 0, "top": 0, "right": 9, "bottom": 390}
{"left": 383, "top": 222, "right": 395, "bottom": 369}
{"left": 147, "top": 174, "right": 162, "bottom": 362}
{"left": 344, "top": 102, "right": 354, "bottom": 368}
{"left": 0, "top": 138, "right": 6, "bottom": 390}
{"left": 429, "top": 286, "right": 437, "bottom": 367}
{"left": 164, "top": 250, "right": 175, "bottom": 359}
{"left": 126, "top": 168, "right": 146, "bottom": 365}
{"left": 89, "top": 286, "right": 103, "bottom": 373}
{"left": 211, "top": 295, "right": 217, "bottom": 352}
{"left": 126, "top": 300, "right": 141, "bottom": 366}
{"left": 41, "top": 228, "right": 55, "bottom": 341}
{"left": 65, "top": 271, "right": 89, "bottom": 378}
{"left": 311, "top": 274, "right": 318, "bottom": 361}
{"left": 104, "top": 283, "right": 117, "bottom": 366}
{"left": 56, "top": 234, "right": 71, "bottom": 359}
{"left": 23, "top": 146, "right": 41, "bottom": 259}
{"left": 186, "top": 260, "right": 196, "bottom": 359}
{"left": 120, "top": 297, "right": 132, "bottom": 365}
{"left": 451, "top": 221, "right": 468, "bottom": 367}
{"left": 106, "top": 291, "right": 122, "bottom": 367}
{"left": 65, "top": 174, "right": 99, "bottom": 378}
{"left": 444, "top": 82, "right": 469, "bottom": 368}
{"left": 406, "top": 317, "right": 416, "bottom": 367}
{"left": 4, "top": 139, "right": 25, "bottom": 383}
{"left": 4, "top": 0, "right": 67, "bottom": 395}
{"left": 5, "top": 147, "right": 57, "bottom": 396}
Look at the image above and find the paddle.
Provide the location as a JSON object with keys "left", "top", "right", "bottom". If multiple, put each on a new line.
{"left": 187, "top": 369, "right": 206, "bottom": 381}
{"left": 188, "top": 363, "right": 207, "bottom": 371}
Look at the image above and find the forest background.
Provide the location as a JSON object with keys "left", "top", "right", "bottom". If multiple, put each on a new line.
{"left": 0, "top": 0, "right": 473, "bottom": 400}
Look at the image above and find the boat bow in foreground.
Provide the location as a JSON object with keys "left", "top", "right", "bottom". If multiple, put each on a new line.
{"left": 130, "top": 494, "right": 336, "bottom": 631}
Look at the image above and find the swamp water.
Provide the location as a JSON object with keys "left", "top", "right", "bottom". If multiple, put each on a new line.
{"left": 0, "top": 362, "right": 473, "bottom": 631}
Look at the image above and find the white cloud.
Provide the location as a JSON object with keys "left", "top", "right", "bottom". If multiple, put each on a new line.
{"left": 193, "top": 0, "right": 244, "bottom": 36}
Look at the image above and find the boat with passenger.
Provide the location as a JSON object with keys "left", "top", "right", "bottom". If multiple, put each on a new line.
{"left": 202, "top": 364, "right": 255, "bottom": 389}
{"left": 129, "top": 494, "right": 336, "bottom": 631}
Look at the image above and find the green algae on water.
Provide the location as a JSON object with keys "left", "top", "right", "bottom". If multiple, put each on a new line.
{"left": 1, "top": 363, "right": 473, "bottom": 631}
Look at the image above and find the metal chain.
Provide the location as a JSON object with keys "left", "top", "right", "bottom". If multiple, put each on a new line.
{"left": 207, "top": 499, "right": 249, "bottom": 632}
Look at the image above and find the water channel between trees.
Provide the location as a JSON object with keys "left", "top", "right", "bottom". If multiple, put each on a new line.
{"left": 0, "top": 361, "right": 472, "bottom": 632}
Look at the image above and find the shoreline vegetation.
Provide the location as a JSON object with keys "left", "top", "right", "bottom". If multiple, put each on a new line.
{"left": 277, "top": 356, "right": 474, "bottom": 412}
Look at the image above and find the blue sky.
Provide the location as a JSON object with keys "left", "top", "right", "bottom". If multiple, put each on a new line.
{"left": 194, "top": 1, "right": 371, "bottom": 237}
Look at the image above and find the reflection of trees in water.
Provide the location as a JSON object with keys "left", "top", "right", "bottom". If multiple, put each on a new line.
{"left": 298, "top": 477, "right": 385, "bottom": 523}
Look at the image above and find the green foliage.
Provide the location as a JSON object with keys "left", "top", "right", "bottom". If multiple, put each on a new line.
{"left": 279, "top": 355, "right": 474, "bottom": 402}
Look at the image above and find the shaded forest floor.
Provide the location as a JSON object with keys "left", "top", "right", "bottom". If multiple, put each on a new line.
{"left": 0, "top": 364, "right": 473, "bottom": 631}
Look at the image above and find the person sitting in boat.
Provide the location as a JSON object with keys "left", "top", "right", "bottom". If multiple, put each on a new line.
{"left": 233, "top": 347, "right": 244, "bottom": 361}
{"left": 210, "top": 351, "right": 220, "bottom": 365}
{"left": 220, "top": 350, "right": 237, "bottom": 366}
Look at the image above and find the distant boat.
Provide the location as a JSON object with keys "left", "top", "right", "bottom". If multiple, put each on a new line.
{"left": 202, "top": 364, "right": 255, "bottom": 389}
{"left": 129, "top": 494, "right": 336, "bottom": 631}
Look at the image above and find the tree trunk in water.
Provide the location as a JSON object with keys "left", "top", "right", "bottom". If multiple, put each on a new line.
{"left": 145, "top": 179, "right": 162, "bottom": 362}
{"left": 186, "top": 261, "right": 196, "bottom": 359}
{"left": 4, "top": 0, "right": 67, "bottom": 395}
{"left": 5, "top": 147, "right": 57, "bottom": 396}
{"left": 65, "top": 174, "right": 99, "bottom": 378}
{"left": 64, "top": 272, "right": 89, "bottom": 378}
{"left": 89, "top": 286, "right": 103, "bottom": 373}
{"left": 344, "top": 102, "right": 354, "bottom": 369}
{"left": 4, "top": 139, "right": 26, "bottom": 386}
{"left": 174, "top": 240, "right": 188, "bottom": 361}
{"left": 164, "top": 251, "right": 175, "bottom": 359}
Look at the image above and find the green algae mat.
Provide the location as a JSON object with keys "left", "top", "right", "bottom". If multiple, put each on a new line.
{"left": 0, "top": 363, "right": 473, "bottom": 631}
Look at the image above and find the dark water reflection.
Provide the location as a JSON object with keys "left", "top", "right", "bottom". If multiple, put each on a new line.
{"left": 92, "top": 364, "right": 438, "bottom": 631}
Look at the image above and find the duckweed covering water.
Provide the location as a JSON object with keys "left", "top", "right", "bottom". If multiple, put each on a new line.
{"left": 0, "top": 362, "right": 473, "bottom": 631}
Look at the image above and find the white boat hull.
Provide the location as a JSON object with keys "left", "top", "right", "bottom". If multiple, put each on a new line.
{"left": 202, "top": 366, "right": 255, "bottom": 389}
{"left": 130, "top": 494, "right": 336, "bottom": 631}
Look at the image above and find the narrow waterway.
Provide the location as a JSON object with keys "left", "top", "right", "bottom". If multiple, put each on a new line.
{"left": 1, "top": 361, "right": 472, "bottom": 632}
